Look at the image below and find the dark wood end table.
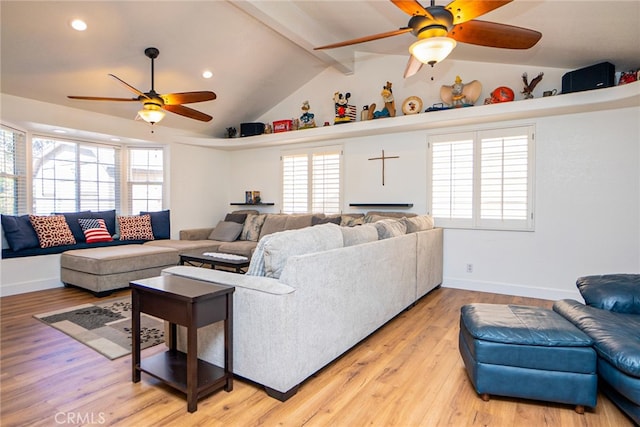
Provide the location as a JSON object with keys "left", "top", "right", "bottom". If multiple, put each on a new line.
{"left": 179, "top": 251, "right": 250, "bottom": 274}
{"left": 131, "top": 275, "right": 234, "bottom": 413}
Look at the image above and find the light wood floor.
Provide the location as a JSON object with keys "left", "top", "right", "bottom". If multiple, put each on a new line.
{"left": 0, "top": 285, "right": 634, "bottom": 427}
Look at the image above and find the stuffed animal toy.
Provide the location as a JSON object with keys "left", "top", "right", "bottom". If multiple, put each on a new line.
{"left": 299, "top": 100, "right": 316, "bottom": 129}
{"left": 440, "top": 76, "right": 482, "bottom": 107}
{"left": 334, "top": 92, "right": 352, "bottom": 124}
{"left": 370, "top": 81, "right": 396, "bottom": 119}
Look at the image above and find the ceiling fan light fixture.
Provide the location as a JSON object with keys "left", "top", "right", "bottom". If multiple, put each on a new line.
{"left": 138, "top": 103, "right": 165, "bottom": 125}
{"left": 409, "top": 36, "right": 457, "bottom": 67}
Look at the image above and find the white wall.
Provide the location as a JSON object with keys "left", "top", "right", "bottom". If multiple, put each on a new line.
{"left": 234, "top": 54, "right": 640, "bottom": 301}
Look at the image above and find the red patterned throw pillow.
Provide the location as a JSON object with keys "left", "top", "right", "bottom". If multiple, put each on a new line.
{"left": 78, "top": 218, "right": 113, "bottom": 243}
{"left": 29, "top": 215, "right": 76, "bottom": 248}
{"left": 117, "top": 214, "right": 155, "bottom": 241}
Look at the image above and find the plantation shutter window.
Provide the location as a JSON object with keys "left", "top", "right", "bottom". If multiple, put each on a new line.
{"left": 282, "top": 154, "right": 309, "bottom": 213}
{"left": 428, "top": 126, "right": 534, "bottom": 231}
{"left": 282, "top": 146, "right": 342, "bottom": 214}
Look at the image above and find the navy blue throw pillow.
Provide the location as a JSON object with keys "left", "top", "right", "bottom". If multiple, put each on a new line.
{"left": 90, "top": 210, "right": 117, "bottom": 236}
{"left": 1, "top": 214, "right": 40, "bottom": 251}
{"left": 140, "top": 210, "right": 170, "bottom": 239}
{"left": 55, "top": 211, "right": 91, "bottom": 242}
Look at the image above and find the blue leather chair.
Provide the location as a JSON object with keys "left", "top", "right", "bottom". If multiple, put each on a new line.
{"left": 554, "top": 274, "right": 640, "bottom": 424}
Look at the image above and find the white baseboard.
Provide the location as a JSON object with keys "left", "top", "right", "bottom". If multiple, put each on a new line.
{"left": 0, "top": 278, "right": 63, "bottom": 297}
{"left": 442, "top": 277, "right": 583, "bottom": 302}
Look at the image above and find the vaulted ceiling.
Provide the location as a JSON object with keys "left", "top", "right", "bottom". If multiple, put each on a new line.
{"left": 2, "top": 1, "right": 639, "bottom": 138}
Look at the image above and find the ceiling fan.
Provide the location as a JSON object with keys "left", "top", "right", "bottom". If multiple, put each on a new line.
{"left": 68, "top": 47, "right": 216, "bottom": 125}
{"left": 314, "top": 0, "right": 542, "bottom": 78}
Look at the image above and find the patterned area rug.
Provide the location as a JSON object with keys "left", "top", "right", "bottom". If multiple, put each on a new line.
{"left": 34, "top": 297, "right": 164, "bottom": 360}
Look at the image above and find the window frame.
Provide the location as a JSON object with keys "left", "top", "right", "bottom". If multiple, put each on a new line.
{"left": 281, "top": 145, "right": 343, "bottom": 214}
{"left": 125, "top": 146, "right": 166, "bottom": 214}
{"left": 30, "top": 135, "right": 121, "bottom": 215}
{"left": 0, "top": 126, "right": 168, "bottom": 216}
{"left": 0, "top": 125, "right": 28, "bottom": 215}
{"left": 427, "top": 125, "right": 535, "bottom": 231}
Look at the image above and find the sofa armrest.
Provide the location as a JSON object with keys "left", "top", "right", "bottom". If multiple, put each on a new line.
{"left": 179, "top": 228, "right": 213, "bottom": 241}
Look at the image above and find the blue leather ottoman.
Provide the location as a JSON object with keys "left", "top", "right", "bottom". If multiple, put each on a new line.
{"left": 459, "top": 303, "right": 598, "bottom": 413}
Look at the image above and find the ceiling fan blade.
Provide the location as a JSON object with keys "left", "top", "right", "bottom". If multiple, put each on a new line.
{"left": 449, "top": 20, "right": 541, "bottom": 49}
{"left": 314, "top": 27, "right": 412, "bottom": 50}
{"left": 404, "top": 55, "right": 423, "bottom": 78}
{"left": 446, "top": 0, "right": 513, "bottom": 25}
{"left": 161, "top": 91, "right": 217, "bottom": 105}
{"left": 163, "top": 104, "right": 212, "bottom": 122}
{"left": 68, "top": 96, "right": 139, "bottom": 102}
{"left": 391, "top": 0, "right": 434, "bottom": 20}
{"left": 108, "top": 74, "right": 150, "bottom": 99}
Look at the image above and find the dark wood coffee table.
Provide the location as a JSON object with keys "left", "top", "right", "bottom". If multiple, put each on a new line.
{"left": 179, "top": 251, "right": 250, "bottom": 274}
{"left": 131, "top": 275, "right": 234, "bottom": 413}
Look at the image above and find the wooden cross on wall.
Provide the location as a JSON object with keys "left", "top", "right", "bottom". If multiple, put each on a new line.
{"left": 368, "top": 149, "right": 399, "bottom": 186}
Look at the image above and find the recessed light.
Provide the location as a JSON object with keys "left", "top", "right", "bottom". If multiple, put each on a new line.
{"left": 202, "top": 70, "right": 213, "bottom": 79}
{"left": 53, "top": 129, "right": 67, "bottom": 134}
{"left": 71, "top": 19, "right": 87, "bottom": 31}
{"left": 110, "top": 137, "right": 121, "bottom": 142}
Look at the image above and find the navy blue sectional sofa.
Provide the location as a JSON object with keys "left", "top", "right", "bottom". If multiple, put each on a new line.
{"left": 553, "top": 274, "right": 640, "bottom": 424}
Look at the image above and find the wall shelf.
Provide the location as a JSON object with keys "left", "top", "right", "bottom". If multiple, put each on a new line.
{"left": 230, "top": 202, "right": 275, "bottom": 206}
{"left": 349, "top": 203, "right": 414, "bottom": 208}
{"left": 182, "top": 82, "right": 640, "bottom": 151}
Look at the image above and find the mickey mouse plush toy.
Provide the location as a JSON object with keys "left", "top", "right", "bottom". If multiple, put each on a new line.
{"left": 334, "top": 92, "right": 352, "bottom": 124}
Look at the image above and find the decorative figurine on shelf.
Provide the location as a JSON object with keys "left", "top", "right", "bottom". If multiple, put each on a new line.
{"left": 619, "top": 70, "right": 638, "bottom": 85}
{"left": 361, "top": 105, "right": 369, "bottom": 121}
{"left": 299, "top": 100, "right": 316, "bottom": 129}
{"left": 440, "top": 75, "right": 482, "bottom": 108}
{"left": 521, "top": 72, "right": 544, "bottom": 99}
{"left": 484, "top": 86, "right": 515, "bottom": 104}
{"left": 334, "top": 92, "right": 353, "bottom": 124}
{"left": 370, "top": 81, "right": 396, "bottom": 119}
{"left": 226, "top": 127, "right": 237, "bottom": 138}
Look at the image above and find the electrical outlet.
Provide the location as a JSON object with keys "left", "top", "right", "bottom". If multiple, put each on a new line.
{"left": 466, "top": 264, "right": 473, "bottom": 273}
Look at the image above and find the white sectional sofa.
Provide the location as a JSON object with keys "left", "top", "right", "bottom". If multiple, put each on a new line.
{"left": 162, "top": 221, "right": 443, "bottom": 400}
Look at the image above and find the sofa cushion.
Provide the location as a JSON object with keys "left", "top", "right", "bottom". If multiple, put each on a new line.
{"left": 312, "top": 214, "right": 340, "bottom": 225}
{"left": 284, "top": 214, "right": 314, "bottom": 230}
{"left": 246, "top": 233, "right": 278, "bottom": 277}
{"left": 141, "top": 210, "right": 171, "bottom": 239}
{"left": 224, "top": 212, "right": 248, "bottom": 224}
{"left": 208, "top": 221, "right": 243, "bottom": 242}
{"left": 341, "top": 224, "right": 378, "bottom": 246}
{"left": 1, "top": 214, "right": 40, "bottom": 251}
{"left": 117, "top": 214, "right": 154, "bottom": 241}
{"left": 55, "top": 211, "right": 91, "bottom": 242}
{"left": 340, "top": 214, "right": 364, "bottom": 227}
{"left": 401, "top": 215, "right": 434, "bottom": 233}
{"left": 262, "top": 223, "right": 344, "bottom": 279}
{"left": 374, "top": 219, "right": 407, "bottom": 239}
{"left": 553, "top": 299, "right": 640, "bottom": 377}
{"left": 240, "top": 213, "right": 266, "bottom": 241}
{"left": 78, "top": 218, "right": 113, "bottom": 243}
{"left": 217, "top": 240, "right": 258, "bottom": 258}
{"left": 29, "top": 215, "right": 76, "bottom": 248}
{"left": 259, "top": 214, "right": 288, "bottom": 239}
{"left": 577, "top": 274, "right": 640, "bottom": 314}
